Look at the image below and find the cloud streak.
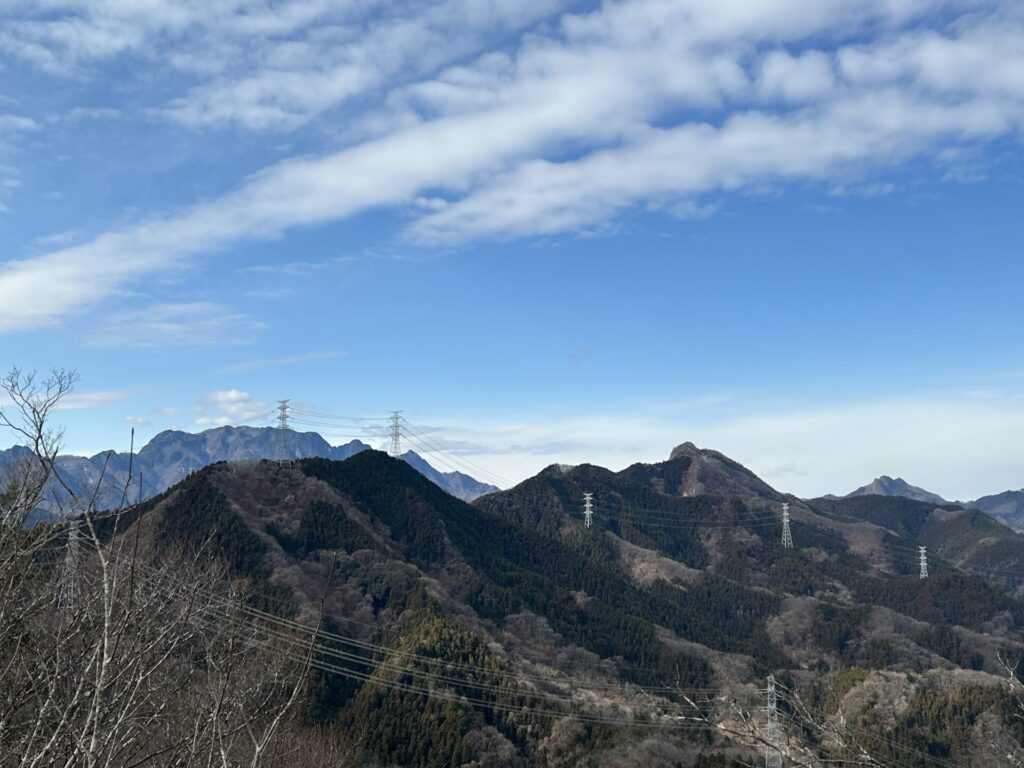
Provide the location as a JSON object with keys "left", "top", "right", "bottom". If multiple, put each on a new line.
{"left": 217, "top": 350, "right": 345, "bottom": 374}
{"left": 87, "top": 302, "right": 263, "bottom": 348}
{"left": 417, "top": 391, "right": 1024, "bottom": 501}
{"left": 2, "top": 0, "right": 1023, "bottom": 331}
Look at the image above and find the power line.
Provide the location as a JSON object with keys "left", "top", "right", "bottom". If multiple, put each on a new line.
{"left": 74, "top": 536, "right": 723, "bottom": 698}
{"left": 399, "top": 418, "right": 511, "bottom": 487}
{"left": 399, "top": 428, "right": 507, "bottom": 488}
{"left": 398, "top": 431, "right": 509, "bottom": 493}
{"left": 288, "top": 408, "right": 389, "bottom": 422}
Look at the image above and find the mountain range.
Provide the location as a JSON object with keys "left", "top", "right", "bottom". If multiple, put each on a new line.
{"left": 0, "top": 424, "right": 498, "bottom": 524}
{"left": 847, "top": 475, "right": 948, "bottom": 505}
{"left": 843, "top": 475, "right": 1024, "bottom": 532}
{"left": 43, "top": 440, "right": 1024, "bottom": 766}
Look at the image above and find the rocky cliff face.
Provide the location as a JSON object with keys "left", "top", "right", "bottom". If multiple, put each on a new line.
{"left": 847, "top": 475, "right": 948, "bottom": 505}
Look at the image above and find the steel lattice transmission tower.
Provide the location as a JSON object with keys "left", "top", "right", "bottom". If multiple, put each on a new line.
{"left": 583, "top": 493, "right": 594, "bottom": 529}
{"left": 765, "top": 674, "right": 782, "bottom": 768}
{"left": 919, "top": 545, "right": 928, "bottom": 579}
{"left": 60, "top": 518, "right": 81, "bottom": 609}
{"left": 781, "top": 502, "right": 794, "bottom": 549}
{"left": 389, "top": 411, "right": 402, "bottom": 457}
{"left": 274, "top": 400, "right": 291, "bottom": 464}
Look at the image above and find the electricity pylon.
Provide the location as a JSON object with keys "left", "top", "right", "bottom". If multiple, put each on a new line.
{"left": 781, "top": 502, "right": 793, "bottom": 549}
{"left": 60, "top": 518, "right": 81, "bottom": 609}
{"left": 274, "top": 400, "right": 291, "bottom": 464}
{"left": 765, "top": 674, "right": 782, "bottom": 768}
{"left": 389, "top": 411, "right": 402, "bottom": 457}
{"left": 583, "top": 493, "right": 594, "bottom": 528}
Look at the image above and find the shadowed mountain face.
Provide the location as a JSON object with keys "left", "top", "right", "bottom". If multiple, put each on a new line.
{"left": 83, "top": 444, "right": 1024, "bottom": 766}
{"left": 842, "top": 476, "right": 1024, "bottom": 534}
{"left": 0, "top": 425, "right": 497, "bottom": 524}
{"left": 847, "top": 476, "right": 948, "bottom": 505}
{"left": 970, "top": 490, "right": 1024, "bottom": 533}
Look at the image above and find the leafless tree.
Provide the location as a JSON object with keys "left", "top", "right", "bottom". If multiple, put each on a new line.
{"left": 0, "top": 368, "right": 320, "bottom": 767}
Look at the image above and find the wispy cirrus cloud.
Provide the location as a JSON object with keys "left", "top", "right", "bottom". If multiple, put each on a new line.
{"left": 87, "top": 302, "right": 263, "bottom": 348}
{"left": 217, "top": 350, "right": 345, "bottom": 374}
{"left": 0, "top": 114, "right": 37, "bottom": 136}
{"left": 2, "top": 0, "right": 1023, "bottom": 332}
{"left": 31, "top": 228, "right": 86, "bottom": 248}
{"left": 55, "top": 390, "right": 130, "bottom": 411}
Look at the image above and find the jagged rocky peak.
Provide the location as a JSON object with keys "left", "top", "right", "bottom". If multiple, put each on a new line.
{"left": 667, "top": 440, "right": 702, "bottom": 460}
{"left": 662, "top": 441, "right": 781, "bottom": 500}
{"left": 847, "top": 475, "right": 947, "bottom": 505}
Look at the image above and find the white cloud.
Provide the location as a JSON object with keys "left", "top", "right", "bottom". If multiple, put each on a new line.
{"left": 55, "top": 390, "right": 129, "bottom": 411}
{"left": 86, "top": 302, "right": 263, "bottom": 348}
{"left": 193, "top": 389, "right": 270, "bottom": 427}
{"left": 408, "top": 89, "right": 1019, "bottom": 242}
{"left": 418, "top": 391, "right": 1024, "bottom": 501}
{"left": 0, "top": 0, "right": 359, "bottom": 77}
{"left": 243, "top": 288, "right": 294, "bottom": 300}
{"left": 757, "top": 50, "right": 835, "bottom": 102}
{"left": 242, "top": 255, "right": 357, "bottom": 276}
{"left": 217, "top": 350, "right": 345, "bottom": 374}
{"left": 0, "top": 114, "right": 38, "bottom": 133}
{"left": 2, "top": 0, "right": 1022, "bottom": 331}
{"left": 160, "top": 0, "right": 566, "bottom": 130}
{"left": 62, "top": 106, "right": 120, "bottom": 121}
{"left": 31, "top": 228, "right": 86, "bottom": 247}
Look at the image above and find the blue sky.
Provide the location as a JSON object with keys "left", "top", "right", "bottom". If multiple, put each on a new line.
{"left": 2, "top": 0, "right": 1023, "bottom": 499}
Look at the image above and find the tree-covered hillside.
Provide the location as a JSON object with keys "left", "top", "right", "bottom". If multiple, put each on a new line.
{"left": 12, "top": 445, "right": 1024, "bottom": 767}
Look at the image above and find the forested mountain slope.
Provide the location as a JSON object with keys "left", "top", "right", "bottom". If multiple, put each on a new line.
{"left": 970, "top": 489, "right": 1024, "bottom": 533}
{"left": 29, "top": 445, "right": 1024, "bottom": 767}
{"left": 0, "top": 424, "right": 497, "bottom": 525}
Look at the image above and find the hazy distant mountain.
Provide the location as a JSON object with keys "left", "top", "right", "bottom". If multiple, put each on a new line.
{"left": 847, "top": 475, "right": 948, "bottom": 505}
{"left": 0, "top": 425, "right": 497, "bottom": 523}
{"left": 399, "top": 450, "right": 498, "bottom": 503}
{"left": 969, "top": 489, "right": 1024, "bottom": 532}
{"left": 841, "top": 477, "right": 1024, "bottom": 532}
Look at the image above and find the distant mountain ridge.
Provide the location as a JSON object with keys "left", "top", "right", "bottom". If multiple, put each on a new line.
{"left": 0, "top": 425, "right": 498, "bottom": 523}
{"left": 842, "top": 475, "right": 1024, "bottom": 533}
{"left": 964, "top": 489, "right": 1024, "bottom": 532}
{"left": 847, "top": 475, "right": 948, "bottom": 505}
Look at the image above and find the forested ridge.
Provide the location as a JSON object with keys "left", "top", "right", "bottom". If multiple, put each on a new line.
{"left": 10, "top": 443, "right": 1024, "bottom": 766}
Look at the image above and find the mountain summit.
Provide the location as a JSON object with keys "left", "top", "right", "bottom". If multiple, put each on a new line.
{"left": 847, "top": 475, "right": 948, "bottom": 505}
{"left": 665, "top": 441, "right": 782, "bottom": 499}
{"left": 0, "top": 424, "right": 498, "bottom": 523}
